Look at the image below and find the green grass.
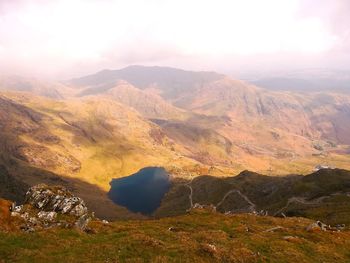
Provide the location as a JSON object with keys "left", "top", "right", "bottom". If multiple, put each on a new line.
{"left": 1, "top": 210, "right": 350, "bottom": 262}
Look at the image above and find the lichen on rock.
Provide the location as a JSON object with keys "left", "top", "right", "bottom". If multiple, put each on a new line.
{"left": 10, "top": 184, "right": 92, "bottom": 232}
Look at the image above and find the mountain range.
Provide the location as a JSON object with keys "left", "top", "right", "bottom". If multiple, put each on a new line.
{"left": 0, "top": 65, "right": 350, "bottom": 220}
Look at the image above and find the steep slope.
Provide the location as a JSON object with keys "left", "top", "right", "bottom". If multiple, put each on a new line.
{"left": 69, "top": 66, "right": 350, "bottom": 132}
{"left": 56, "top": 66, "right": 350, "bottom": 176}
{"left": 175, "top": 77, "right": 350, "bottom": 144}
{"left": 0, "top": 92, "right": 207, "bottom": 219}
{"left": 2, "top": 92, "right": 185, "bottom": 174}
{"left": 0, "top": 164, "right": 27, "bottom": 203}
{"left": 156, "top": 168, "right": 350, "bottom": 225}
{"left": 78, "top": 80, "right": 187, "bottom": 120}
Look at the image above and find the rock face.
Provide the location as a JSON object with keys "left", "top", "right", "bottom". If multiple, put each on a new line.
{"left": 10, "top": 184, "right": 91, "bottom": 232}
{"left": 25, "top": 184, "right": 88, "bottom": 217}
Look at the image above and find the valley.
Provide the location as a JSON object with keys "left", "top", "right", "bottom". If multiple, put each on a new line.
{"left": 1, "top": 66, "right": 350, "bottom": 221}
{"left": 0, "top": 66, "right": 350, "bottom": 263}
{"left": 2, "top": 1, "right": 350, "bottom": 261}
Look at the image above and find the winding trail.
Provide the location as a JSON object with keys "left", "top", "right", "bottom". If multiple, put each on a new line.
{"left": 273, "top": 194, "right": 336, "bottom": 216}
{"left": 216, "top": 190, "right": 256, "bottom": 212}
{"left": 184, "top": 176, "right": 194, "bottom": 209}
{"left": 184, "top": 175, "right": 257, "bottom": 213}
{"left": 275, "top": 191, "right": 350, "bottom": 216}
{"left": 185, "top": 183, "right": 193, "bottom": 208}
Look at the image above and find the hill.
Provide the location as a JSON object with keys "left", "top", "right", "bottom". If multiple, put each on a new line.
{"left": 0, "top": 66, "right": 350, "bottom": 221}
{"left": 0, "top": 76, "right": 65, "bottom": 99}
{"left": 67, "top": 66, "right": 350, "bottom": 174}
{"left": 69, "top": 65, "right": 225, "bottom": 100}
{"left": 156, "top": 169, "right": 350, "bottom": 226}
{"left": 0, "top": 207, "right": 349, "bottom": 262}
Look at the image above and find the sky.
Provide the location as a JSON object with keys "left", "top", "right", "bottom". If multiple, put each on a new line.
{"left": 0, "top": 0, "right": 349, "bottom": 79}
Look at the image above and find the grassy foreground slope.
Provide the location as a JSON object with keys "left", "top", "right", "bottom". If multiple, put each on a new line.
{"left": 0, "top": 209, "right": 350, "bottom": 263}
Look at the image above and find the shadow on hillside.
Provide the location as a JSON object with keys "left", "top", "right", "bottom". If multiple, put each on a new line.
{"left": 1, "top": 97, "right": 350, "bottom": 224}
{"left": 0, "top": 97, "right": 144, "bottom": 221}
{"left": 157, "top": 169, "right": 350, "bottom": 224}
{"left": 0, "top": 152, "right": 145, "bottom": 221}
{"left": 0, "top": 155, "right": 144, "bottom": 221}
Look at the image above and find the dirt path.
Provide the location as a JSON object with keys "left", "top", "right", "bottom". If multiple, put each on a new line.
{"left": 184, "top": 175, "right": 257, "bottom": 212}
{"left": 274, "top": 191, "right": 350, "bottom": 216}
{"left": 273, "top": 196, "right": 330, "bottom": 216}
{"left": 185, "top": 176, "right": 194, "bottom": 209}
{"left": 216, "top": 190, "right": 256, "bottom": 212}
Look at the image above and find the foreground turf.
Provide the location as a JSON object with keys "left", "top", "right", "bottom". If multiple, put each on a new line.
{"left": 1, "top": 210, "right": 349, "bottom": 263}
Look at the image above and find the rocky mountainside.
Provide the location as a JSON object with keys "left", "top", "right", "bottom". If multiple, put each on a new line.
{"left": 66, "top": 66, "right": 350, "bottom": 173}
{"left": 79, "top": 80, "right": 187, "bottom": 119}
{"left": 2, "top": 67, "right": 350, "bottom": 175}
{"left": 0, "top": 66, "right": 350, "bottom": 221}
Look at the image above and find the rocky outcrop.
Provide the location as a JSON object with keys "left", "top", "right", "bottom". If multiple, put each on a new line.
{"left": 24, "top": 184, "right": 87, "bottom": 216}
{"left": 10, "top": 184, "right": 92, "bottom": 232}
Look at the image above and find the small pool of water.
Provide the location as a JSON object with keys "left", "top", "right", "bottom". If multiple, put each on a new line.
{"left": 108, "top": 167, "right": 170, "bottom": 215}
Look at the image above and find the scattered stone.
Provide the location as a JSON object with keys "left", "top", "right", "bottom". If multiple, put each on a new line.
{"left": 264, "top": 226, "right": 284, "bottom": 232}
{"left": 75, "top": 214, "right": 91, "bottom": 231}
{"left": 200, "top": 243, "right": 217, "bottom": 256}
{"left": 207, "top": 244, "right": 217, "bottom": 252}
{"left": 193, "top": 203, "right": 204, "bottom": 209}
{"left": 168, "top": 226, "right": 185, "bottom": 232}
{"left": 283, "top": 236, "right": 301, "bottom": 242}
{"left": 306, "top": 221, "right": 328, "bottom": 232}
{"left": 335, "top": 224, "right": 346, "bottom": 231}
{"left": 102, "top": 220, "right": 109, "bottom": 225}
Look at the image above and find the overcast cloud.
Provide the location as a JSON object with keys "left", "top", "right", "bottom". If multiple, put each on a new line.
{"left": 0, "top": 0, "right": 349, "bottom": 79}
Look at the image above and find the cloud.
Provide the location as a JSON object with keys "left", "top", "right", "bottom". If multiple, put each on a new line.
{"left": 298, "top": 0, "right": 350, "bottom": 51}
{"left": 0, "top": 0, "right": 348, "bottom": 78}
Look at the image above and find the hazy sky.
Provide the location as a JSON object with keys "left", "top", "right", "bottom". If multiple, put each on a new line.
{"left": 0, "top": 0, "right": 349, "bottom": 78}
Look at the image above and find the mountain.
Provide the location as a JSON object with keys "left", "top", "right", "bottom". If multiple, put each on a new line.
{"left": 67, "top": 66, "right": 350, "bottom": 174}
{"left": 1, "top": 66, "right": 350, "bottom": 262}
{"left": 0, "top": 75, "right": 65, "bottom": 99}
{"left": 1, "top": 65, "right": 350, "bottom": 220}
{"left": 0, "top": 92, "right": 194, "bottom": 219}
{"left": 77, "top": 80, "right": 187, "bottom": 119}
{"left": 252, "top": 69, "right": 350, "bottom": 94}
{"left": 69, "top": 65, "right": 225, "bottom": 100}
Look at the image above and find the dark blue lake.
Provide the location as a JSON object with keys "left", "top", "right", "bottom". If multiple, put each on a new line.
{"left": 108, "top": 167, "right": 170, "bottom": 215}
